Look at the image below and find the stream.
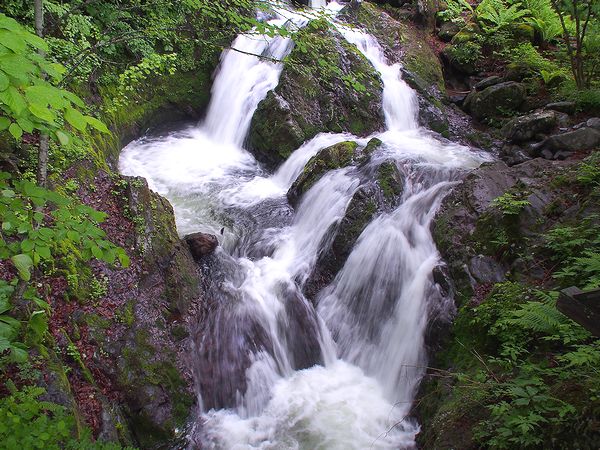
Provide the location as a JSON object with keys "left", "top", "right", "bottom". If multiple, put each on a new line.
{"left": 119, "top": 1, "right": 490, "bottom": 448}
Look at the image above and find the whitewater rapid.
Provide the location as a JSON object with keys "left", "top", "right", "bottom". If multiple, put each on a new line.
{"left": 120, "top": 1, "right": 490, "bottom": 448}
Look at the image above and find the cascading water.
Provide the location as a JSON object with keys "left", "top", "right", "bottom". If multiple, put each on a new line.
{"left": 120, "top": 1, "right": 491, "bottom": 448}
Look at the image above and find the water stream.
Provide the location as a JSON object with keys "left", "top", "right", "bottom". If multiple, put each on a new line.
{"left": 120, "top": 2, "right": 490, "bottom": 448}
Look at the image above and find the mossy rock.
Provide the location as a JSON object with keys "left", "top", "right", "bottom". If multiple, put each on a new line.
{"left": 248, "top": 21, "right": 384, "bottom": 168}
{"left": 287, "top": 141, "right": 360, "bottom": 206}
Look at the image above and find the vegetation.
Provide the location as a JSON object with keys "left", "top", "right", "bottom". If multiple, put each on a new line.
{"left": 438, "top": 0, "right": 600, "bottom": 110}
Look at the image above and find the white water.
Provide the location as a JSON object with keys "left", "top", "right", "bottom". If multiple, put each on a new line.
{"left": 120, "top": 2, "right": 490, "bottom": 448}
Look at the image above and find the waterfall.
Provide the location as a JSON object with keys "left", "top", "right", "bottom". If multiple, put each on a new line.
{"left": 120, "top": 2, "right": 491, "bottom": 448}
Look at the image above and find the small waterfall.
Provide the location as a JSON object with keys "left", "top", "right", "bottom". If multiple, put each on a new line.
{"left": 120, "top": 2, "right": 491, "bottom": 448}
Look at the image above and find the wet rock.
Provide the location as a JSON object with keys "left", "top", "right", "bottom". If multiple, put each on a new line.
{"left": 184, "top": 232, "right": 218, "bottom": 261}
{"left": 287, "top": 141, "right": 360, "bottom": 207}
{"left": 502, "top": 110, "right": 557, "bottom": 143}
{"left": 248, "top": 23, "right": 383, "bottom": 168}
{"left": 463, "top": 82, "right": 527, "bottom": 121}
{"left": 304, "top": 161, "right": 404, "bottom": 299}
{"left": 545, "top": 101, "right": 577, "bottom": 115}
{"left": 474, "top": 75, "right": 503, "bottom": 91}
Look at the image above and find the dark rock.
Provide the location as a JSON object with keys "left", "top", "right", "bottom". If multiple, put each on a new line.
{"left": 449, "top": 93, "right": 468, "bottom": 105}
{"left": 474, "top": 75, "right": 503, "bottom": 91}
{"left": 184, "top": 232, "right": 218, "bottom": 260}
{"left": 468, "top": 255, "right": 507, "bottom": 283}
{"left": 287, "top": 141, "right": 360, "bottom": 206}
{"left": 502, "top": 110, "right": 557, "bottom": 143}
{"left": 500, "top": 144, "right": 531, "bottom": 166}
{"left": 587, "top": 117, "right": 600, "bottom": 130}
{"left": 463, "top": 81, "right": 527, "bottom": 122}
{"left": 438, "top": 21, "right": 462, "bottom": 42}
{"left": 545, "top": 101, "right": 577, "bottom": 115}
{"left": 538, "top": 127, "right": 600, "bottom": 158}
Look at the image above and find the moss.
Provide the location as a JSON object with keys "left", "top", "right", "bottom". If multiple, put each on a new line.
{"left": 377, "top": 162, "right": 402, "bottom": 202}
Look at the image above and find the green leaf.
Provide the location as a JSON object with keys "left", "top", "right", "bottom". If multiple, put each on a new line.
{"left": 64, "top": 107, "right": 87, "bottom": 132}
{"left": 118, "top": 251, "right": 130, "bottom": 268}
{"left": 91, "top": 245, "right": 103, "bottom": 260}
{"left": 36, "top": 246, "right": 51, "bottom": 260}
{"left": 28, "top": 103, "right": 56, "bottom": 123}
{"left": 8, "top": 122, "right": 22, "bottom": 140}
{"left": 22, "top": 32, "right": 47, "bottom": 52}
{"left": 16, "top": 117, "right": 34, "bottom": 133}
{"left": 27, "top": 310, "right": 47, "bottom": 344}
{"left": 0, "top": 116, "right": 9, "bottom": 130}
{"left": 0, "top": 54, "right": 36, "bottom": 81}
{"left": 25, "top": 85, "right": 68, "bottom": 109}
{"left": 0, "top": 29, "right": 26, "bottom": 53}
{"left": 55, "top": 130, "right": 70, "bottom": 146}
{"left": 11, "top": 253, "right": 33, "bottom": 281}
{"left": 0, "top": 71, "right": 8, "bottom": 91}
{"left": 0, "top": 85, "right": 27, "bottom": 115}
{"left": 20, "top": 240, "right": 34, "bottom": 253}
{"left": 84, "top": 116, "right": 110, "bottom": 134}
{"left": 0, "top": 15, "right": 21, "bottom": 32}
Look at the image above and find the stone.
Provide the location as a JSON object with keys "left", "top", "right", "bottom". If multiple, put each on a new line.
{"left": 545, "top": 101, "right": 577, "bottom": 115}
{"left": 468, "top": 255, "right": 507, "bottom": 284}
{"left": 438, "top": 21, "right": 462, "bottom": 42}
{"left": 587, "top": 117, "right": 600, "bottom": 130}
{"left": 463, "top": 81, "right": 527, "bottom": 122}
{"left": 502, "top": 110, "right": 557, "bottom": 143}
{"left": 474, "top": 76, "right": 503, "bottom": 91}
{"left": 500, "top": 144, "right": 531, "bottom": 166}
{"left": 538, "top": 127, "right": 600, "bottom": 158}
{"left": 184, "top": 232, "right": 218, "bottom": 260}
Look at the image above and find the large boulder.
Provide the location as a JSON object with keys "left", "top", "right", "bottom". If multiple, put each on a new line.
{"left": 537, "top": 127, "right": 600, "bottom": 159}
{"left": 463, "top": 81, "right": 527, "bottom": 122}
{"left": 248, "top": 20, "right": 384, "bottom": 168}
{"left": 502, "top": 110, "right": 557, "bottom": 143}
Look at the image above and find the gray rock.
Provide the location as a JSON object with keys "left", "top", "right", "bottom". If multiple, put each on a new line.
{"left": 474, "top": 75, "right": 503, "bottom": 91}
{"left": 464, "top": 82, "right": 527, "bottom": 122}
{"left": 587, "top": 117, "right": 600, "bottom": 130}
{"left": 502, "top": 110, "right": 557, "bottom": 143}
{"left": 545, "top": 101, "right": 577, "bottom": 115}
{"left": 469, "top": 255, "right": 507, "bottom": 283}
{"left": 500, "top": 144, "right": 531, "bottom": 166}
{"left": 539, "top": 127, "right": 600, "bottom": 158}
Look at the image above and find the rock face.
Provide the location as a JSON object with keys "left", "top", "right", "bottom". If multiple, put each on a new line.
{"left": 184, "top": 232, "right": 218, "bottom": 261}
{"left": 85, "top": 176, "right": 201, "bottom": 448}
{"left": 463, "top": 81, "right": 527, "bottom": 121}
{"left": 248, "top": 20, "right": 384, "bottom": 167}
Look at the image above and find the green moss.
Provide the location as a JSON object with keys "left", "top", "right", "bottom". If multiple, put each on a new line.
{"left": 377, "top": 162, "right": 402, "bottom": 202}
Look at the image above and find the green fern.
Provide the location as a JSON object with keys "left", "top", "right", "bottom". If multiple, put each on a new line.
{"left": 476, "top": 0, "right": 530, "bottom": 33}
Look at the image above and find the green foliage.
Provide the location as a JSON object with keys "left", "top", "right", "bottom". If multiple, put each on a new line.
{"left": 0, "top": 384, "right": 133, "bottom": 449}
{"left": 437, "top": 0, "right": 473, "bottom": 23}
{"left": 445, "top": 41, "right": 482, "bottom": 68}
{"left": 0, "top": 14, "right": 109, "bottom": 146}
{"left": 522, "top": 0, "right": 563, "bottom": 43}
{"left": 492, "top": 190, "right": 531, "bottom": 216}
{"left": 476, "top": 0, "right": 530, "bottom": 33}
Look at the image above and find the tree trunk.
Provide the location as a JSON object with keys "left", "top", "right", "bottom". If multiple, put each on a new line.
{"left": 34, "top": 0, "right": 49, "bottom": 189}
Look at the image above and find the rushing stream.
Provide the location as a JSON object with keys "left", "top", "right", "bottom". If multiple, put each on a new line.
{"left": 120, "top": 1, "right": 490, "bottom": 448}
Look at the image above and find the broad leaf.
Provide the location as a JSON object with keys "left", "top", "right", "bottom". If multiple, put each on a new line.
{"left": 11, "top": 253, "right": 33, "bottom": 281}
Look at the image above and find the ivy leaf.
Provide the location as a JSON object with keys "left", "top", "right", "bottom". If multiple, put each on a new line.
{"left": 64, "top": 107, "right": 87, "bottom": 131}
{"left": 11, "top": 253, "right": 33, "bottom": 281}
